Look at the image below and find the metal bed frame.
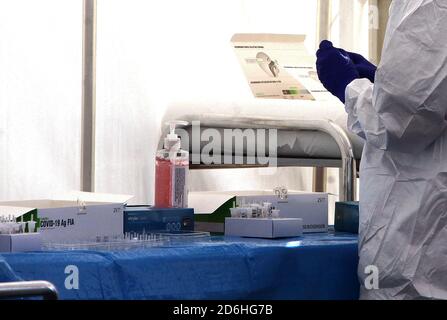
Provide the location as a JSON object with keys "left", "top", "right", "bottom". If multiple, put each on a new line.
{"left": 0, "top": 281, "right": 58, "bottom": 300}
{"left": 184, "top": 115, "right": 357, "bottom": 202}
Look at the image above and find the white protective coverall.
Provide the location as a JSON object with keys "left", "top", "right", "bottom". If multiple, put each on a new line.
{"left": 345, "top": 0, "right": 447, "bottom": 300}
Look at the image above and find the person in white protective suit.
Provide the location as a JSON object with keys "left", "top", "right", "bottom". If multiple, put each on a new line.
{"left": 317, "top": 0, "right": 447, "bottom": 300}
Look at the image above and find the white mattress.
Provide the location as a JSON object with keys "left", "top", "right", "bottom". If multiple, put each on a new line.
{"left": 161, "top": 97, "right": 364, "bottom": 160}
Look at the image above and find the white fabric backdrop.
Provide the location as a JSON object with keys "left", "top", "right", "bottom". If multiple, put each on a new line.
{"left": 0, "top": 0, "right": 82, "bottom": 200}
{"left": 0, "top": 0, "right": 371, "bottom": 212}
{"left": 330, "top": 0, "right": 371, "bottom": 57}
{"left": 95, "top": 0, "right": 319, "bottom": 203}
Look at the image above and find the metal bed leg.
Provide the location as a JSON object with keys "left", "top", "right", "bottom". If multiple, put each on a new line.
{"left": 313, "top": 167, "right": 327, "bottom": 193}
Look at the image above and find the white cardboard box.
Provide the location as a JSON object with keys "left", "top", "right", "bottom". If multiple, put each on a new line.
{"left": 190, "top": 190, "right": 328, "bottom": 233}
{"left": 237, "top": 192, "right": 328, "bottom": 233}
{"left": 0, "top": 192, "right": 133, "bottom": 242}
{"left": 0, "top": 233, "right": 42, "bottom": 252}
{"left": 225, "top": 218, "right": 302, "bottom": 239}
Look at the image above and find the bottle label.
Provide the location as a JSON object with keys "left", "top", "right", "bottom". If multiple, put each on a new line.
{"left": 171, "top": 165, "right": 188, "bottom": 208}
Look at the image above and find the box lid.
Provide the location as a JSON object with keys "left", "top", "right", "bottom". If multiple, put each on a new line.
{"left": 0, "top": 192, "right": 134, "bottom": 219}
{"left": 189, "top": 190, "right": 327, "bottom": 214}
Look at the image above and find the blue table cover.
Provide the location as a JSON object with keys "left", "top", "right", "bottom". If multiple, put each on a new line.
{"left": 0, "top": 233, "right": 359, "bottom": 300}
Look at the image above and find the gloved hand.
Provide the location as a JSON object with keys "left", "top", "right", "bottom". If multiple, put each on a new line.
{"left": 316, "top": 40, "right": 360, "bottom": 103}
{"left": 340, "top": 49, "right": 377, "bottom": 83}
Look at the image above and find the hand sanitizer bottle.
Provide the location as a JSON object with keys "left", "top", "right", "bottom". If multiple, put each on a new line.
{"left": 155, "top": 121, "right": 189, "bottom": 208}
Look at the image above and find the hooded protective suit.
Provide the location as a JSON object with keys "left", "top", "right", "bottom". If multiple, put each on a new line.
{"left": 345, "top": 0, "right": 447, "bottom": 299}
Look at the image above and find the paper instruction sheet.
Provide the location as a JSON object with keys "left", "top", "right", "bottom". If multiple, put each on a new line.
{"left": 231, "top": 33, "right": 330, "bottom": 101}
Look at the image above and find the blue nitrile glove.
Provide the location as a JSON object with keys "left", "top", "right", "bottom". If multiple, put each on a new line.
{"left": 316, "top": 40, "right": 360, "bottom": 103}
{"left": 340, "top": 49, "right": 377, "bottom": 83}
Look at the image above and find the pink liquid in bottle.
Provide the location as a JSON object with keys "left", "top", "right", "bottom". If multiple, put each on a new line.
{"left": 154, "top": 157, "right": 173, "bottom": 208}
{"left": 154, "top": 152, "right": 189, "bottom": 208}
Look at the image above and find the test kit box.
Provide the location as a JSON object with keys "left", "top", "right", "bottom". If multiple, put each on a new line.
{"left": 231, "top": 33, "right": 329, "bottom": 101}
{"left": 225, "top": 218, "right": 303, "bottom": 239}
{"left": 334, "top": 201, "right": 359, "bottom": 234}
{"left": 191, "top": 190, "right": 328, "bottom": 234}
{"left": 0, "top": 233, "right": 42, "bottom": 253}
{"left": 0, "top": 192, "right": 133, "bottom": 242}
{"left": 124, "top": 206, "right": 194, "bottom": 233}
{"left": 237, "top": 192, "right": 328, "bottom": 233}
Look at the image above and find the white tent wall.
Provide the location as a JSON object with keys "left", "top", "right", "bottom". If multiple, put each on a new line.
{"left": 330, "top": 0, "right": 371, "bottom": 58}
{"left": 94, "top": 0, "right": 319, "bottom": 204}
{"left": 0, "top": 0, "right": 82, "bottom": 200}
{"left": 0, "top": 0, "right": 373, "bottom": 210}
{"left": 94, "top": 0, "right": 163, "bottom": 204}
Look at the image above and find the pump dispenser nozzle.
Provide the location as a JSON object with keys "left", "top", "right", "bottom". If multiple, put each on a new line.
{"left": 164, "top": 120, "right": 188, "bottom": 151}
